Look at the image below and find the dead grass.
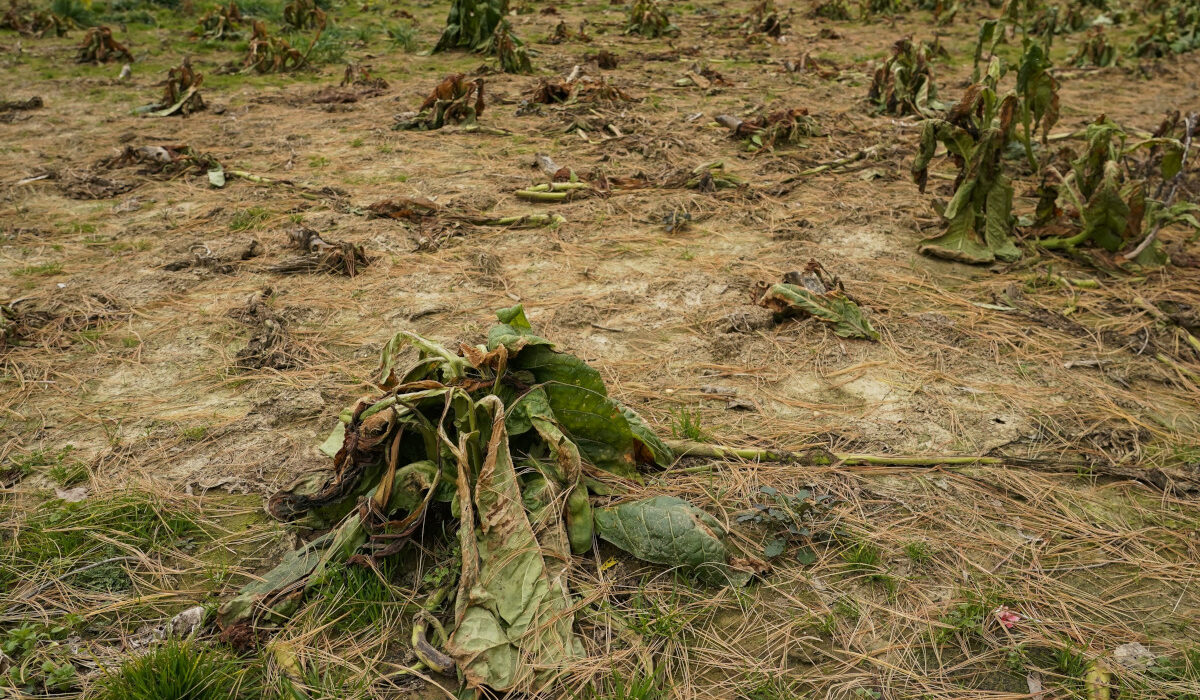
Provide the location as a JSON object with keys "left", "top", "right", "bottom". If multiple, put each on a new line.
{"left": 1, "top": 0, "right": 1199, "bottom": 696}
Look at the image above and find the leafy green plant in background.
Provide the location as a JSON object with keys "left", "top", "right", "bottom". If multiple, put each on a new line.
{"left": 868, "top": 36, "right": 944, "bottom": 118}
{"left": 50, "top": 0, "right": 92, "bottom": 26}
{"left": 1015, "top": 37, "right": 1059, "bottom": 169}
{"left": 626, "top": 0, "right": 678, "bottom": 38}
{"left": 218, "top": 306, "right": 759, "bottom": 695}
{"left": 434, "top": 0, "right": 507, "bottom": 52}
{"left": 486, "top": 18, "right": 532, "bottom": 73}
{"left": 911, "top": 59, "right": 1022, "bottom": 264}
{"left": 1073, "top": 27, "right": 1119, "bottom": 66}
{"left": 2, "top": 618, "right": 83, "bottom": 695}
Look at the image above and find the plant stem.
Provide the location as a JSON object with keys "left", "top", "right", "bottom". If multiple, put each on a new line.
{"left": 663, "top": 439, "right": 1000, "bottom": 466}
{"left": 1036, "top": 230, "right": 1090, "bottom": 249}
{"left": 514, "top": 190, "right": 570, "bottom": 201}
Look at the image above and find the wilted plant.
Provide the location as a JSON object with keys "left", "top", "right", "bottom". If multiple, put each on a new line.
{"left": 931, "top": 0, "right": 958, "bottom": 25}
{"left": 1, "top": 2, "right": 74, "bottom": 37}
{"left": 268, "top": 227, "right": 369, "bottom": 276}
{"left": 194, "top": 0, "right": 241, "bottom": 39}
{"left": 141, "top": 59, "right": 205, "bottom": 117}
{"left": 755, "top": 261, "right": 879, "bottom": 340}
{"left": 861, "top": 0, "right": 905, "bottom": 18}
{"left": 809, "top": 0, "right": 853, "bottom": 19}
{"left": 243, "top": 20, "right": 311, "bottom": 73}
{"left": 341, "top": 61, "right": 387, "bottom": 90}
{"left": 217, "top": 306, "right": 756, "bottom": 695}
{"left": 395, "top": 73, "right": 485, "bottom": 130}
{"left": 715, "top": 108, "right": 820, "bottom": 151}
{"left": 911, "top": 60, "right": 1022, "bottom": 264}
{"left": 1073, "top": 27, "right": 1118, "bottom": 66}
{"left": 76, "top": 26, "right": 132, "bottom": 63}
{"left": 626, "top": 0, "right": 678, "bottom": 38}
{"left": 282, "top": 0, "right": 325, "bottom": 30}
{"left": 530, "top": 73, "right": 632, "bottom": 104}
{"left": 1014, "top": 37, "right": 1059, "bottom": 169}
{"left": 685, "top": 161, "right": 745, "bottom": 190}
{"left": 741, "top": 0, "right": 789, "bottom": 40}
{"left": 1030, "top": 4, "right": 1084, "bottom": 35}
{"left": 548, "top": 19, "right": 590, "bottom": 44}
{"left": 1036, "top": 113, "right": 1199, "bottom": 265}
{"left": 971, "top": 18, "right": 1004, "bottom": 81}
{"left": 101, "top": 143, "right": 221, "bottom": 177}
{"left": 486, "top": 18, "right": 531, "bottom": 73}
{"left": 868, "top": 36, "right": 943, "bottom": 118}
{"left": 1130, "top": 4, "right": 1200, "bottom": 58}
{"left": 434, "top": 0, "right": 507, "bottom": 51}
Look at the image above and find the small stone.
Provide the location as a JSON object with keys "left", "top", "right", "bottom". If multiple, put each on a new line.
{"left": 168, "top": 606, "right": 206, "bottom": 638}
{"left": 1112, "top": 642, "right": 1154, "bottom": 671}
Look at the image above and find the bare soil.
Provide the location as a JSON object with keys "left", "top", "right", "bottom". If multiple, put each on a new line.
{"left": 2, "top": 0, "right": 1200, "bottom": 697}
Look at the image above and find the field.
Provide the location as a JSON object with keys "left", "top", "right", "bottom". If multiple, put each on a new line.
{"left": 2, "top": 0, "right": 1200, "bottom": 696}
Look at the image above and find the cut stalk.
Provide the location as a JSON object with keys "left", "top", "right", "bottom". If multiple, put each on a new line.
{"left": 664, "top": 439, "right": 1000, "bottom": 466}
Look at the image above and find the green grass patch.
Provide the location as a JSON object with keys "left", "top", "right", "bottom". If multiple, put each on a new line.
{"left": 11, "top": 262, "right": 63, "bottom": 277}
{"left": 230, "top": 207, "right": 271, "bottom": 231}
{"left": 93, "top": 640, "right": 255, "bottom": 700}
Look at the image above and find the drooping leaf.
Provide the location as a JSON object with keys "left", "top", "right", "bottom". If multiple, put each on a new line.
{"left": 920, "top": 204, "right": 993, "bottom": 263}
{"left": 594, "top": 495, "right": 752, "bottom": 586}
{"left": 983, "top": 174, "right": 1020, "bottom": 262}
{"left": 377, "top": 330, "right": 469, "bottom": 386}
{"left": 446, "top": 396, "right": 580, "bottom": 691}
{"left": 618, "top": 403, "right": 673, "bottom": 468}
{"left": 756, "top": 283, "right": 880, "bottom": 340}
{"left": 1080, "top": 161, "right": 1131, "bottom": 252}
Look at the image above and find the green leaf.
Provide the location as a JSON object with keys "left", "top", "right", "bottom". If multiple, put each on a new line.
{"left": 318, "top": 421, "right": 345, "bottom": 459}
{"left": 544, "top": 382, "right": 640, "bottom": 478}
{"left": 1161, "top": 142, "right": 1183, "bottom": 180}
{"left": 618, "top": 403, "right": 674, "bottom": 468}
{"left": 511, "top": 344, "right": 607, "bottom": 395}
{"left": 487, "top": 305, "right": 553, "bottom": 353}
{"left": 984, "top": 174, "right": 1021, "bottom": 262}
{"left": 594, "top": 495, "right": 751, "bottom": 586}
{"left": 919, "top": 200, "right": 994, "bottom": 264}
{"left": 207, "top": 168, "right": 226, "bottom": 188}
{"left": 1080, "top": 162, "right": 1131, "bottom": 252}
{"left": 763, "top": 538, "right": 786, "bottom": 559}
{"left": 796, "top": 548, "right": 818, "bottom": 565}
{"left": 377, "top": 330, "right": 468, "bottom": 386}
{"left": 496, "top": 304, "right": 532, "bottom": 330}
